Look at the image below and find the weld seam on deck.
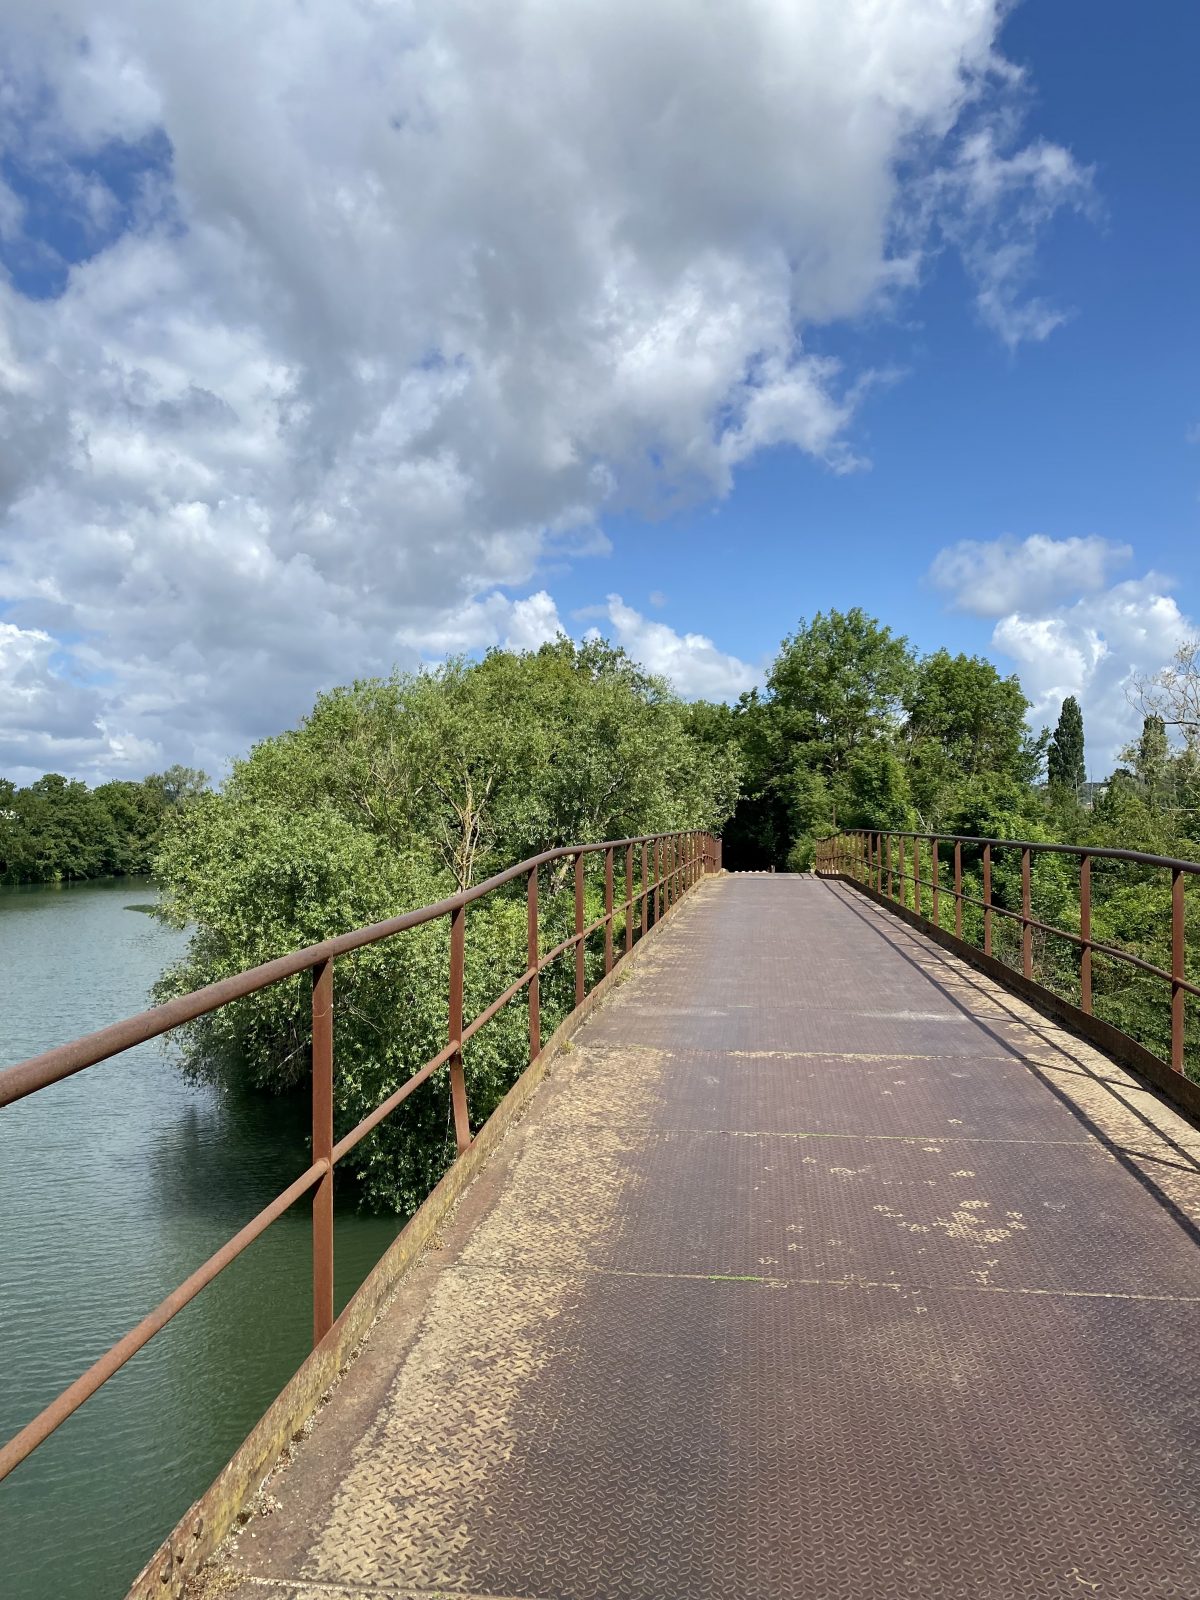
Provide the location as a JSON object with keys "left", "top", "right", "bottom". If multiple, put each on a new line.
{"left": 448, "top": 1260, "right": 1200, "bottom": 1306}
{"left": 533, "top": 1121, "right": 1097, "bottom": 1147}
{"left": 577, "top": 1044, "right": 1025, "bottom": 1064}
{"left": 638, "top": 1002, "right": 992, "bottom": 1020}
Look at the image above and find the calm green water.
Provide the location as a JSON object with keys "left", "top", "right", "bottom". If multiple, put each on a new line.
{"left": 0, "top": 879, "right": 402, "bottom": 1600}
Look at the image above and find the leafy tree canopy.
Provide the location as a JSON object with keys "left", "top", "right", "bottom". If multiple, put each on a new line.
{"left": 0, "top": 768, "right": 208, "bottom": 884}
{"left": 152, "top": 639, "right": 741, "bottom": 1210}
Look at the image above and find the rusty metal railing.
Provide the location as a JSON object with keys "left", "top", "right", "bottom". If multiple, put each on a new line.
{"left": 815, "top": 829, "right": 1198, "bottom": 1094}
{"left": 0, "top": 828, "right": 721, "bottom": 1485}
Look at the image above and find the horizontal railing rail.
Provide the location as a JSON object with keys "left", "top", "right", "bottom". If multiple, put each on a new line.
{"left": 0, "top": 828, "right": 721, "bottom": 1486}
{"left": 815, "top": 828, "right": 1196, "bottom": 1088}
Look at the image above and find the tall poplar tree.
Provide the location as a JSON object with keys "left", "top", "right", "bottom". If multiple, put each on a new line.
{"left": 1047, "top": 695, "right": 1086, "bottom": 795}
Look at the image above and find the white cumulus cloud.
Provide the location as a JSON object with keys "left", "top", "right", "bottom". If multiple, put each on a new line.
{"left": 593, "top": 596, "right": 759, "bottom": 701}
{"left": 928, "top": 536, "right": 1194, "bottom": 766}
{"left": 0, "top": 1, "right": 1091, "bottom": 776}
{"left": 929, "top": 534, "right": 1134, "bottom": 617}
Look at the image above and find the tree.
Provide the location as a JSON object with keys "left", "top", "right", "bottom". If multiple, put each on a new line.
{"left": 145, "top": 766, "right": 210, "bottom": 808}
{"left": 8, "top": 775, "right": 107, "bottom": 882}
{"left": 766, "top": 609, "right": 914, "bottom": 775}
{"left": 1047, "top": 695, "right": 1086, "bottom": 797}
{"left": 904, "top": 650, "right": 1031, "bottom": 825}
{"left": 1131, "top": 714, "right": 1172, "bottom": 808}
{"left": 723, "top": 610, "right": 914, "bottom": 868}
{"left": 153, "top": 640, "right": 740, "bottom": 1210}
{"left": 0, "top": 766, "right": 208, "bottom": 884}
{"left": 1132, "top": 636, "right": 1200, "bottom": 754}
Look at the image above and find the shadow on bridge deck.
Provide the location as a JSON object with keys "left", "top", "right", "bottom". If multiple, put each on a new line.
{"left": 200, "top": 874, "right": 1200, "bottom": 1600}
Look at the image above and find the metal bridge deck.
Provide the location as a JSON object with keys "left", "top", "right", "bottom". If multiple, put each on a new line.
{"left": 205, "top": 874, "right": 1200, "bottom": 1600}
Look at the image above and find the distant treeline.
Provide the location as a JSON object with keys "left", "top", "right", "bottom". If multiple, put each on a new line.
{"left": 0, "top": 766, "right": 208, "bottom": 885}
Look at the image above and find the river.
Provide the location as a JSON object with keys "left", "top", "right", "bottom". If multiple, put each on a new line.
{"left": 0, "top": 878, "right": 402, "bottom": 1600}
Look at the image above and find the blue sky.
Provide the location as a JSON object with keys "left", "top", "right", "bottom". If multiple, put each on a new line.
{"left": 0, "top": 0, "right": 1196, "bottom": 783}
{"left": 553, "top": 0, "right": 1200, "bottom": 761}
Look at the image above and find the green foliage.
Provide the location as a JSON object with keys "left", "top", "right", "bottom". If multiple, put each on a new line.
{"left": 1047, "top": 695, "right": 1086, "bottom": 796}
{"left": 725, "top": 615, "right": 1032, "bottom": 867}
{"left": 154, "top": 639, "right": 739, "bottom": 1212}
{"left": 904, "top": 650, "right": 1031, "bottom": 825}
{"left": 0, "top": 769, "right": 208, "bottom": 884}
{"left": 766, "top": 608, "right": 913, "bottom": 773}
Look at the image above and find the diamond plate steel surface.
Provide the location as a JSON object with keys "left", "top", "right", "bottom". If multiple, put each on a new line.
{"left": 549, "top": 1041, "right": 1094, "bottom": 1142}
{"left": 204, "top": 875, "right": 1200, "bottom": 1600}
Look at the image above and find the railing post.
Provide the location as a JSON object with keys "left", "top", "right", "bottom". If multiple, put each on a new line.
{"left": 1079, "top": 854, "right": 1092, "bottom": 1015}
{"left": 874, "top": 832, "right": 881, "bottom": 892}
{"left": 311, "top": 958, "right": 334, "bottom": 1348}
{"left": 655, "top": 839, "right": 662, "bottom": 923}
{"left": 574, "top": 851, "right": 586, "bottom": 1006}
{"left": 642, "top": 841, "right": 649, "bottom": 931}
{"left": 954, "top": 841, "right": 963, "bottom": 939}
{"left": 1021, "top": 846, "right": 1033, "bottom": 980}
{"left": 625, "top": 843, "right": 634, "bottom": 953}
{"left": 527, "top": 865, "right": 541, "bottom": 1060}
{"left": 913, "top": 836, "right": 921, "bottom": 916}
{"left": 1172, "top": 867, "right": 1186, "bottom": 1074}
{"left": 604, "top": 845, "right": 614, "bottom": 975}
{"left": 931, "top": 839, "right": 939, "bottom": 927}
{"left": 449, "top": 904, "right": 470, "bottom": 1154}
{"left": 983, "top": 843, "right": 993, "bottom": 956}
{"left": 898, "top": 837, "right": 906, "bottom": 909}
{"left": 886, "top": 834, "right": 893, "bottom": 900}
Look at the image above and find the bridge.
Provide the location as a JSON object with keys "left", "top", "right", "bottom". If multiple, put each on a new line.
{"left": 2, "top": 832, "right": 1199, "bottom": 1598}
